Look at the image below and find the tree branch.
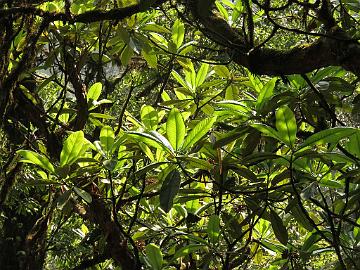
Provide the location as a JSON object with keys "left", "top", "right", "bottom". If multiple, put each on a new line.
{"left": 0, "top": 0, "right": 168, "bottom": 23}
{"left": 71, "top": 253, "right": 110, "bottom": 270}
{"left": 189, "top": 0, "right": 360, "bottom": 76}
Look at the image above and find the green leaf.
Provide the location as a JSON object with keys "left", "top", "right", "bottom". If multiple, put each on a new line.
{"left": 87, "top": 82, "right": 102, "bottom": 102}
{"left": 301, "top": 232, "right": 321, "bottom": 252}
{"left": 171, "top": 19, "right": 185, "bottom": 49}
{"left": 73, "top": 187, "right": 92, "bottom": 203}
{"left": 134, "top": 162, "right": 168, "bottom": 178}
{"left": 166, "top": 108, "right": 186, "bottom": 151}
{"left": 324, "top": 77, "right": 355, "bottom": 95}
{"left": 120, "top": 44, "right": 133, "bottom": 65}
{"left": 345, "top": 131, "right": 360, "bottom": 158}
{"left": 56, "top": 190, "right": 72, "bottom": 209}
{"left": 142, "top": 22, "right": 171, "bottom": 33}
{"left": 207, "top": 215, "right": 220, "bottom": 244}
{"left": 182, "top": 117, "right": 217, "bottom": 150}
{"left": 261, "top": 240, "right": 287, "bottom": 253}
{"left": 256, "top": 78, "right": 276, "bottom": 112}
{"left": 173, "top": 244, "right": 205, "bottom": 259}
{"left": 60, "top": 131, "right": 90, "bottom": 167}
{"left": 241, "top": 129, "right": 261, "bottom": 156}
{"left": 142, "top": 49, "right": 157, "bottom": 68}
{"left": 241, "top": 152, "right": 283, "bottom": 164}
{"left": 176, "top": 156, "right": 212, "bottom": 170}
{"left": 145, "top": 243, "right": 163, "bottom": 270}
{"left": 127, "top": 131, "right": 167, "bottom": 152}
{"left": 232, "top": 0, "right": 244, "bottom": 21}
{"left": 353, "top": 217, "right": 360, "bottom": 239}
{"left": 270, "top": 210, "right": 288, "bottom": 245}
{"left": 149, "top": 130, "right": 174, "bottom": 153}
{"left": 298, "top": 128, "right": 358, "bottom": 150}
{"left": 160, "top": 169, "right": 181, "bottom": 212}
{"left": 141, "top": 105, "right": 158, "bottom": 130}
{"left": 89, "top": 99, "right": 113, "bottom": 110}
{"left": 225, "top": 85, "right": 239, "bottom": 100}
{"left": 17, "top": 150, "right": 55, "bottom": 173}
{"left": 100, "top": 125, "right": 115, "bottom": 153}
{"left": 172, "top": 70, "right": 189, "bottom": 89}
{"left": 215, "top": 1, "right": 229, "bottom": 20}
{"left": 214, "top": 65, "right": 231, "bottom": 78}
{"left": 89, "top": 113, "right": 116, "bottom": 120}
{"left": 181, "top": 59, "right": 196, "bottom": 89}
{"left": 251, "top": 123, "right": 281, "bottom": 142}
{"left": 196, "top": 63, "right": 209, "bottom": 87}
{"left": 149, "top": 32, "right": 168, "bottom": 50}
{"left": 275, "top": 105, "right": 297, "bottom": 148}
{"left": 214, "top": 126, "right": 249, "bottom": 148}
{"left": 229, "top": 165, "right": 258, "bottom": 182}
{"left": 319, "top": 179, "right": 343, "bottom": 188}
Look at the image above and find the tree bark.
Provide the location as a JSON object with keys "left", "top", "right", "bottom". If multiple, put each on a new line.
{"left": 189, "top": 0, "right": 360, "bottom": 76}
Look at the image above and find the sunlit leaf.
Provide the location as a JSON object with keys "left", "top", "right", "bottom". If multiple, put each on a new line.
{"left": 354, "top": 217, "right": 360, "bottom": 239}
{"left": 60, "top": 131, "right": 90, "bottom": 166}
{"left": 149, "top": 130, "right": 174, "bottom": 153}
{"left": 214, "top": 65, "right": 231, "bottom": 78}
{"left": 345, "top": 131, "right": 360, "bottom": 158}
{"left": 127, "top": 131, "right": 166, "bottom": 152}
{"left": 232, "top": 0, "right": 244, "bottom": 21}
{"left": 275, "top": 105, "right": 297, "bottom": 148}
{"left": 180, "top": 59, "right": 196, "bottom": 89}
{"left": 261, "top": 239, "right": 287, "bottom": 253}
{"left": 142, "top": 22, "right": 171, "bottom": 33}
{"left": 87, "top": 82, "right": 102, "bottom": 102}
{"left": 166, "top": 108, "right": 185, "bottom": 151}
{"left": 141, "top": 105, "right": 158, "bottom": 130}
{"left": 89, "top": 113, "right": 116, "bottom": 119}
{"left": 215, "top": 1, "right": 229, "bottom": 20}
{"left": 251, "top": 123, "right": 281, "bottom": 142}
{"left": 17, "top": 150, "right": 55, "bottom": 173}
{"left": 182, "top": 117, "right": 217, "bottom": 150}
{"left": 298, "top": 128, "right": 358, "bottom": 150}
{"left": 172, "top": 19, "right": 185, "bottom": 49}
{"left": 145, "top": 243, "right": 163, "bottom": 270}
{"left": 256, "top": 78, "right": 276, "bottom": 112}
{"left": 142, "top": 49, "right": 158, "bottom": 68}
{"left": 196, "top": 63, "right": 209, "bottom": 87}
{"left": 172, "top": 70, "right": 189, "bottom": 89}
{"left": 100, "top": 125, "right": 115, "bottom": 153}
{"left": 149, "top": 32, "right": 168, "bottom": 49}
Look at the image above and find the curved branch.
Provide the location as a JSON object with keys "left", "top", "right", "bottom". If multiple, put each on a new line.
{"left": 71, "top": 253, "right": 110, "bottom": 270}
{"left": 243, "top": 33, "right": 360, "bottom": 75}
{"left": 0, "top": 0, "right": 168, "bottom": 23}
{"left": 189, "top": 0, "right": 360, "bottom": 76}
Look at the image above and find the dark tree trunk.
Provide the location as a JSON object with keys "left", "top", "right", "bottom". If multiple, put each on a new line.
{"left": 0, "top": 207, "right": 48, "bottom": 270}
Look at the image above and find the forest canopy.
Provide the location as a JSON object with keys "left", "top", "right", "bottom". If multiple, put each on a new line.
{"left": 0, "top": 0, "right": 360, "bottom": 269}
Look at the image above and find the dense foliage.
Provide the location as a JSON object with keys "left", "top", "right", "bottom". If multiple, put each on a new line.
{"left": 0, "top": 0, "right": 360, "bottom": 269}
